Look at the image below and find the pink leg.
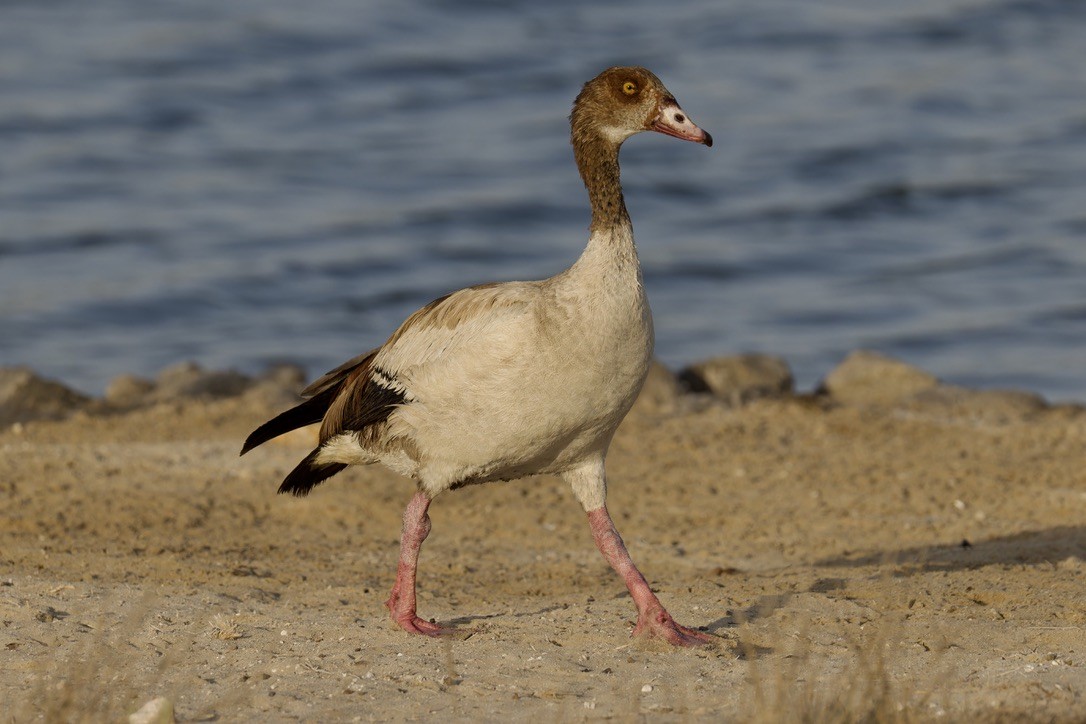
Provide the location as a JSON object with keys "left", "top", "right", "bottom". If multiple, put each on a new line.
{"left": 385, "top": 491, "right": 450, "bottom": 636}
{"left": 587, "top": 505, "right": 713, "bottom": 646}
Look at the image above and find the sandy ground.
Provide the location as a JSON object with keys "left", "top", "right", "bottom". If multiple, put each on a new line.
{"left": 2, "top": 355, "right": 1085, "bottom": 722}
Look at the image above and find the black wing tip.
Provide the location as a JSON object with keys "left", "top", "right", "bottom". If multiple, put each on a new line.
{"left": 277, "top": 480, "right": 313, "bottom": 497}
{"left": 276, "top": 449, "right": 347, "bottom": 497}
{"left": 239, "top": 423, "right": 277, "bottom": 457}
{"left": 239, "top": 391, "right": 337, "bottom": 458}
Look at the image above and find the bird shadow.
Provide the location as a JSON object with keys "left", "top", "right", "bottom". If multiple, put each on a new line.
{"left": 812, "top": 524, "right": 1086, "bottom": 575}
{"left": 702, "top": 593, "right": 793, "bottom": 635}
{"left": 444, "top": 603, "right": 568, "bottom": 629}
{"left": 697, "top": 525, "right": 1086, "bottom": 651}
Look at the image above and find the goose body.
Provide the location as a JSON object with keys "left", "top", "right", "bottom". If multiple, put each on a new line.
{"left": 243, "top": 67, "right": 713, "bottom": 645}
{"left": 309, "top": 229, "right": 652, "bottom": 503}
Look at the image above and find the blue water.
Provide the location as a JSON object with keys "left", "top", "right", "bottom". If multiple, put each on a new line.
{"left": 2, "top": 0, "right": 1085, "bottom": 400}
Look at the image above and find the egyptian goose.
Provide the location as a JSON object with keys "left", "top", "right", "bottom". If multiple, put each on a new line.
{"left": 242, "top": 66, "right": 713, "bottom": 646}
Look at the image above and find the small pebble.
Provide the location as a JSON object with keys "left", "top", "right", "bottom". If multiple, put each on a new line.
{"left": 641, "top": 684, "right": 653, "bottom": 693}
{"left": 128, "top": 697, "right": 174, "bottom": 724}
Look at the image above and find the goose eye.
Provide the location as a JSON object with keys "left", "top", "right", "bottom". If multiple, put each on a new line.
{"left": 622, "top": 81, "right": 637, "bottom": 96}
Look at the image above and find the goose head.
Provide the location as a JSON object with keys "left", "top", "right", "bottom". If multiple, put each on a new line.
{"left": 571, "top": 66, "right": 712, "bottom": 149}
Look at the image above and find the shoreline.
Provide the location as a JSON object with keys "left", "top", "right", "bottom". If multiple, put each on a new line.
{"left": 2, "top": 349, "right": 1080, "bottom": 431}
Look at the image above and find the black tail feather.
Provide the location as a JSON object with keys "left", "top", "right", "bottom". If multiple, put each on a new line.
{"left": 278, "top": 448, "right": 347, "bottom": 497}
{"left": 240, "top": 389, "right": 336, "bottom": 456}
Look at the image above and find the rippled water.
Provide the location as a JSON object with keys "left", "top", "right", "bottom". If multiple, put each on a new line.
{"left": 2, "top": 0, "right": 1084, "bottom": 399}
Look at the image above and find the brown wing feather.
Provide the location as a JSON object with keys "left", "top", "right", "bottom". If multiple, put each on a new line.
{"left": 241, "top": 349, "right": 390, "bottom": 455}
{"left": 317, "top": 360, "right": 405, "bottom": 443}
{"left": 300, "top": 348, "right": 379, "bottom": 398}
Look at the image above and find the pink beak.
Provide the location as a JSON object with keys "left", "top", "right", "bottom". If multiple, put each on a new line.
{"left": 652, "top": 101, "right": 713, "bottom": 147}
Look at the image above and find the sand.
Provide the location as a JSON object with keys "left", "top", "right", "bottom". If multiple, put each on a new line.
{"left": 2, "top": 353, "right": 1085, "bottom": 722}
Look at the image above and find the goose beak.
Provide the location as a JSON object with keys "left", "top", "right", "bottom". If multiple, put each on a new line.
{"left": 652, "top": 102, "right": 713, "bottom": 147}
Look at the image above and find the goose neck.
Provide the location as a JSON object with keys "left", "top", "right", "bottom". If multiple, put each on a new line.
{"left": 573, "top": 135, "right": 630, "bottom": 234}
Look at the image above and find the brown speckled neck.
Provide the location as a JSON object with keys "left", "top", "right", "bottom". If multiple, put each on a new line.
{"left": 572, "top": 134, "right": 630, "bottom": 234}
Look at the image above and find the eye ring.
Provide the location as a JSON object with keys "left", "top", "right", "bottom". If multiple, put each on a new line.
{"left": 622, "top": 81, "right": 637, "bottom": 96}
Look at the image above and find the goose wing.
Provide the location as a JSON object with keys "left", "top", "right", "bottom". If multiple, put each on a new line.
{"left": 317, "top": 281, "right": 538, "bottom": 442}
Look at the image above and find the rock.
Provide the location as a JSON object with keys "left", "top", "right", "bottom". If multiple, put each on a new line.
{"left": 104, "top": 374, "right": 156, "bottom": 407}
{"left": 128, "top": 697, "right": 175, "bottom": 724}
{"left": 3, "top": 361, "right": 310, "bottom": 424}
{"left": 0, "top": 367, "right": 91, "bottom": 425}
{"left": 678, "top": 354, "right": 793, "bottom": 406}
{"left": 629, "top": 360, "right": 683, "bottom": 417}
{"left": 258, "top": 363, "right": 307, "bottom": 390}
{"left": 152, "top": 362, "right": 253, "bottom": 401}
{"left": 819, "top": 351, "right": 938, "bottom": 407}
{"left": 906, "top": 385, "right": 1048, "bottom": 424}
{"left": 106, "top": 363, "right": 306, "bottom": 409}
